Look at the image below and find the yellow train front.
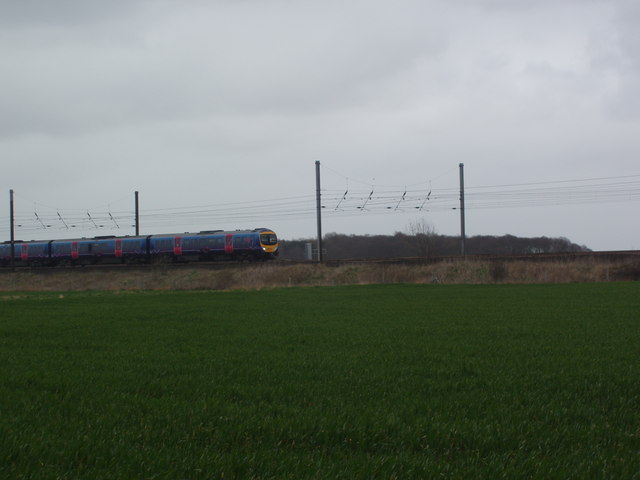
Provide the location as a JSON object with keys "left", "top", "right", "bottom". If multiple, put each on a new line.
{"left": 257, "top": 229, "right": 279, "bottom": 257}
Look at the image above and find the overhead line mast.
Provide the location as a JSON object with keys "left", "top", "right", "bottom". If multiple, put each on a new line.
{"left": 10, "top": 189, "right": 15, "bottom": 269}
{"left": 135, "top": 191, "right": 140, "bottom": 236}
{"left": 315, "top": 160, "right": 323, "bottom": 262}
{"left": 459, "top": 163, "right": 466, "bottom": 256}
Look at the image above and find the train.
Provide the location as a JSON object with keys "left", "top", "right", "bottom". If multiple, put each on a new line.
{"left": 0, "top": 228, "right": 279, "bottom": 267}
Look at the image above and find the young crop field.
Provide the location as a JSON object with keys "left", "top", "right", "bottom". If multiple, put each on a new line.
{"left": 1, "top": 283, "right": 639, "bottom": 479}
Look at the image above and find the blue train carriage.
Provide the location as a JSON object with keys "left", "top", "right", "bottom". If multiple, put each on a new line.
{"left": 0, "top": 242, "right": 8, "bottom": 266}
{"left": 148, "top": 228, "right": 279, "bottom": 261}
{"left": 84, "top": 235, "right": 149, "bottom": 264}
{"left": 1, "top": 229, "right": 278, "bottom": 266}
{"left": 49, "top": 235, "right": 149, "bottom": 265}
{"left": 0, "top": 241, "right": 16, "bottom": 266}
{"left": 0, "top": 240, "right": 51, "bottom": 266}
{"left": 49, "top": 238, "right": 94, "bottom": 264}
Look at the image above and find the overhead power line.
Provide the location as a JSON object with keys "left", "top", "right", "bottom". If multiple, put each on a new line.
{"left": 2, "top": 174, "right": 639, "bottom": 240}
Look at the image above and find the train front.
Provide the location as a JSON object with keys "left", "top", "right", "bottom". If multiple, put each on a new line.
{"left": 258, "top": 230, "right": 279, "bottom": 257}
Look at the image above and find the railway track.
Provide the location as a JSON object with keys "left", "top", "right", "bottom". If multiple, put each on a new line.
{"left": 324, "top": 250, "right": 640, "bottom": 266}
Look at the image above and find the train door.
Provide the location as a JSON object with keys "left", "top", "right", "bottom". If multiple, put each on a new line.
{"left": 21, "top": 244, "right": 28, "bottom": 261}
{"left": 115, "top": 239, "right": 123, "bottom": 258}
{"left": 71, "top": 241, "right": 79, "bottom": 260}
{"left": 173, "top": 237, "right": 182, "bottom": 256}
{"left": 225, "top": 234, "right": 234, "bottom": 254}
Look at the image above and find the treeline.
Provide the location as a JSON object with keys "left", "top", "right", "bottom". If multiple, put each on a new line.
{"left": 279, "top": 233, "right": 590, "bottom": 260}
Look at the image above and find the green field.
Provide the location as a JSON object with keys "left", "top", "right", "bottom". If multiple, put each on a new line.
{"left": 1, "top": 283, "right": 639, "bottom": 479}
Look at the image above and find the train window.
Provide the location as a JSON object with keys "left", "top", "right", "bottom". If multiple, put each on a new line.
{"left": 233, "top": 236, "right": 252, "bottom": 247}
{"left": 55, "top": 244, "right": 71, "bottom": 255}
{"left": 101, "top": 242, "right": 114, "bottom": 254}
{"left": 128, "top": 241, "right": 142, "bottom": 253}
{"left": 260, "top": 234, "right": 277, "bottom": 245}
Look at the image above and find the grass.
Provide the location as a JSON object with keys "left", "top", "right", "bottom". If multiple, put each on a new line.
{"left": 1, "top": 283, "right": 639, "bottom": 478}
{"left": 1, "top": 257, "right": 639, "bottom": 292}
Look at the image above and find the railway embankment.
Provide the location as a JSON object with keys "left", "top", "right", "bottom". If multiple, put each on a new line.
{"left": 1, "top": 254, "right": 639, "bottom": 291}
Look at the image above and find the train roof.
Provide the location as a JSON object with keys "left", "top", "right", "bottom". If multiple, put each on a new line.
{"left": 151, "top": 228, "right": 275, "bottom": 238}
{"left": 3, "top": 228, "right": 276, "bottom": 244}
{"left": 4, "top": 235, "right": 149, "bottom": 244}
{"left": 49, "top": 235, "right": 149, "bottom": 243}
{"left": 2, "top": 239, "right": 50, "bottom": 244}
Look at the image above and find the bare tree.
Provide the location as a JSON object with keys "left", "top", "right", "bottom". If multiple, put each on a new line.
{"left": 407, "top": 219, "right": 437, "bottom": 258}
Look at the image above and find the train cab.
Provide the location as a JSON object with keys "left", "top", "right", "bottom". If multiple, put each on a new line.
{"left": 258, "top": 229, "right": 279, "bottom": 256}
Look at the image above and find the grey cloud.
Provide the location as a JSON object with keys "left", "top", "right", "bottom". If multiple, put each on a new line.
{"left": 0, "top": 0, "right": 451, "bottom": 138}
{"left": 0, "top": 0, "right": 146, "bottom": 28}
{"left": 1, "top": 0, "right": 638, "bottom": 250}
{"left": 593, "top": 1, "right": 640, "bottom": 120}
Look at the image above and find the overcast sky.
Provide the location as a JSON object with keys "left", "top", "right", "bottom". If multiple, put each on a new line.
{"left": 1, "top": 0, "right": 639, "bottom": 251}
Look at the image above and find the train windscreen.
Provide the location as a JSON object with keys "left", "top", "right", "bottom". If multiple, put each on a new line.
{"left": 260, "top": 233, "right": 277, "bottom": 245}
